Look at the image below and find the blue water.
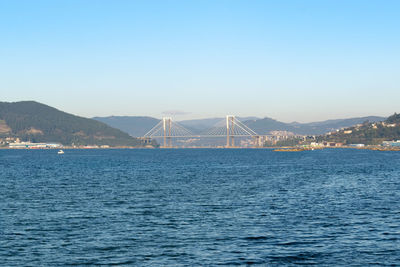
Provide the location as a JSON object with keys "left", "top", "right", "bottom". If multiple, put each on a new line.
{"left": 1, "top": 149, "right": 399, "bottom": 266}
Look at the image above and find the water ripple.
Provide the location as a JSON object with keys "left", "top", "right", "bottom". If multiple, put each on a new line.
{"left": 1, "top": 148, "right": 400, "bottom": 266}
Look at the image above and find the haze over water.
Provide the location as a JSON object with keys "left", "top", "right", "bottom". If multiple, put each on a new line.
{"left": 1, "top": 149, "right": 399, "bottom": 265}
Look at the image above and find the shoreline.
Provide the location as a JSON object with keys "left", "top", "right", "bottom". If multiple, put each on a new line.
{"left": 1, "top": 146, "right": 400, "bottom": 151}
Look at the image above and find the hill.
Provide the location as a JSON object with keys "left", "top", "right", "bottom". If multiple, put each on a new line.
{"left": 317, "top": 113, "right": 400, "bottom": 145}
{"left": 93, "top": 116, "right": 160, "bottom": 137}
{"left": 0, "top": 101, "right": 149, "bottom": 147}
{"left": 244, "top": 117, "right": 296, "bottom": 134}
{"left": 244, "top": 116, "right": 385, "bottom": 135}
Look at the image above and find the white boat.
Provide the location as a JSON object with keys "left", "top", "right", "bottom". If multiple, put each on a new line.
{"left": 58, "top": 150, "right": 64, "bottom": 154}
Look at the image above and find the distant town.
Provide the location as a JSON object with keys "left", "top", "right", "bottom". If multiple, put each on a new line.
{"left": 0, "top": 137, "right": 113, "bottom": 149}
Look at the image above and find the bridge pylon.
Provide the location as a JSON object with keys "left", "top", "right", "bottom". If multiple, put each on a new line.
{"left": 226, "top": 115, "right": 235, "bottom": 148}
{"left": 143, "top": 117, "right": 194, "bottom": 148}
{"left": 163, "top": 117, "right": 172, "bottom": 148}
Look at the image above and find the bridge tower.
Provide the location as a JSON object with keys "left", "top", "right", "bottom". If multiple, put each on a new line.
{"left": 226, "top": 115, "right": 235, "bottom": 148}
{"left": 163, "top": 117, "right": 172, "bottom": 148}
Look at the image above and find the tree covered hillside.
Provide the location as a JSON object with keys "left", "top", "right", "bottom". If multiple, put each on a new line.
{"left": 244, "top": 116, "right": 385, "bottom": 135}
{"left": 0, "top": 101, "right": 149, "bottom": 147}
{"left": 317, "top": 113, "right": 400, "bottom": 145}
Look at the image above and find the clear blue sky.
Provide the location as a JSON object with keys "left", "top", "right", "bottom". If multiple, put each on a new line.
{"left": 1, "top": 0, "right": 399, "bottom": 122}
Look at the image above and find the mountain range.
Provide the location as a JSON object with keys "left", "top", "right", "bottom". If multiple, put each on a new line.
{"left": 94, "top": 115, "right": 386, "bottom": 137}
{"left": 245, "top": 116, "right": 385, "bottom": 135}
{"left": 92, "top": 116, "right": 161, "bottom": 138}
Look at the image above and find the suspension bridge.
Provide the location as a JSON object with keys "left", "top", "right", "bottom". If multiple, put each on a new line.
{"left": 142, "top": 115, "right": 262, "bottom": 148}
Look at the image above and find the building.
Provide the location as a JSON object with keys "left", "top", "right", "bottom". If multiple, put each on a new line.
{"left": 8, "top": 142, "right": 62, "bottom": 149}
{"left": 349, "top": 144, "right": 365, "bottom": 148}
{"left": 382, "top": 140, "right": 400, "bottom": 147}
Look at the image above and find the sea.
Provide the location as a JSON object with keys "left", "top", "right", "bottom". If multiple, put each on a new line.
{"left": 1, "top": 148, "right": 399, "bottom": 266}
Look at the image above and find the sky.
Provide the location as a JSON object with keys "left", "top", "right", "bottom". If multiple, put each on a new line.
{"left": 1, "top": 0, "right": 399, "bottom": 122}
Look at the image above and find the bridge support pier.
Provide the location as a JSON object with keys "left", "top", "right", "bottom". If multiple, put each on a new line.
{"left": 253, "top": 135, "right": 260, "bottom": 148}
